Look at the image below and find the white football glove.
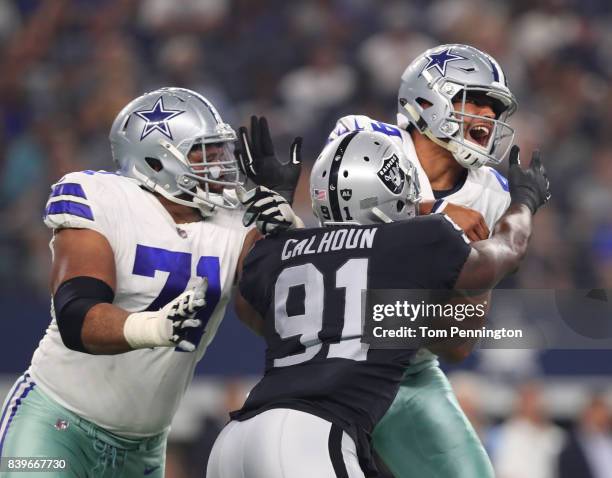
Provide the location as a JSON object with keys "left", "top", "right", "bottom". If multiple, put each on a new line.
{"left": 123, "top": 278, "right": 207, "bottom": 352}
{"left": 237, "top": 185, "right": 304, "bottom": 235}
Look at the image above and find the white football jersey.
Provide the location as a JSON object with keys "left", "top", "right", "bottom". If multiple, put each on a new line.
{"left": 328, "top": 115, "right": 511, "bottom": 367}
{"left": 328, "top": 115, "right": 510, "bottom": 230}
{"left": 30, "top": 171, "right": 250, "bottom": 437}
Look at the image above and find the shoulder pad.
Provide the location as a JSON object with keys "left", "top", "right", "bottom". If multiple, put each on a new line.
{"left": 483, "top": 166, "right": 509, "bottom": 192}
{"left": 43, "top": 170, "right": 120, "bottom": 230}
{"left": 328, "top": 115, "right": 404, "bottom": 142}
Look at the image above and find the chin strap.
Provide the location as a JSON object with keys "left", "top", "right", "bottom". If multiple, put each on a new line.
{"left": 193, "top": 193, "right": 217, "bottom": 217}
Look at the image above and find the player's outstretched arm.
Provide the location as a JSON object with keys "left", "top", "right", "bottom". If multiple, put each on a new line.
{"left": 430, "top": 147, "right": 550, "bottom": 361}
{"left": 455, "top": 146, "right": 551, "bottom": 291}
{"left": 235, "top": 289, "right": 264, "bottom": 336}
{"left": 233, "top": 228, "right": 265, "bottom": 336}
{"left": 51, "top": 228, "right": 206, "bottom": 354}
{"left": 432, "top": 202, "right": 532, "bottom": 361}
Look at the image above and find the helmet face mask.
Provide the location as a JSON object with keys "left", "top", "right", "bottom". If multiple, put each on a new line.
{"left": 176, "top": 141, "right": 239, "bottom": 202}
{"left": 109, "top": 87, "right": 240, "bottom": 216}
{"left": 397, "top": 44, "right": 518, "bottom": 169}
{"left": 310, "top": 131, "right": 421, "bottom": 227}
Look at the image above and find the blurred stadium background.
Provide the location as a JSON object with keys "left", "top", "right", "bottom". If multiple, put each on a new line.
{"left": 1, "top": 0, "right": 611, "bottom": 476}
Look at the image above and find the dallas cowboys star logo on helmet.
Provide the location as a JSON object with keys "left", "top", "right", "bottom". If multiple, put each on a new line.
{"left": 135, "top": 97, "right": 185, "bottom": 141}
{"left": 422, "top": 48, "right": 467, "bottom": 76}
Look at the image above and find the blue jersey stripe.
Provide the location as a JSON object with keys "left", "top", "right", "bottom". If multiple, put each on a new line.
{"left": 490, "top": 168, "right": 509, "bottom": 192}
{"left": 46, "top": 200, "right": 94, "bottom": 221}
{"left": 51, "top": 182, "right": 87, "bottom": 199}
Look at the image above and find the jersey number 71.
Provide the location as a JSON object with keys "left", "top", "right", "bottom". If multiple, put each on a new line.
{"left": 133, "top": 244, "right": 221, "bottom": 352}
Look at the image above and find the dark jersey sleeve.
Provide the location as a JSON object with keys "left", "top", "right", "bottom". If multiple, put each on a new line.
{"left": 238, "top": 237, "right": 279, "bottom": 317}
{"left": 369, "top": 214, "right": 471, "bottom": 290}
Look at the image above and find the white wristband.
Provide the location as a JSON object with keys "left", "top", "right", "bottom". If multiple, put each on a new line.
{"left": 123, "top": 311, "right": 172, "bottom": 349}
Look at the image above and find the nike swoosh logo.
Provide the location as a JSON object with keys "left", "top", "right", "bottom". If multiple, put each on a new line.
{"left": 144, "top": 465, "right": 161, "bottom": 475}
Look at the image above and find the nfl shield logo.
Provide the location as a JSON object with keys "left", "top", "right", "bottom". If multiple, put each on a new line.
{"left": 377, "top": 154, "right": 405, "bottom": 194}
{"left": 55, "top": 419, "right": 69, "bottom": 431}
{"left": 340, "top": 189, "right": 352, "bottom": 201}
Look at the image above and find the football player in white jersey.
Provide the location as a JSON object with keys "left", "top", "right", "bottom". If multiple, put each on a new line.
{"left": 326, "top": 44, "right": 518, "bottom": 477}
{"left": 0, "top": 87, "right": 301, "bottom": 477}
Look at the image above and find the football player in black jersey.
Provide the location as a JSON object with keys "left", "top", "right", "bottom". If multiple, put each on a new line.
{"left": 208, "top": 130, "right": 550, "bottom": 478}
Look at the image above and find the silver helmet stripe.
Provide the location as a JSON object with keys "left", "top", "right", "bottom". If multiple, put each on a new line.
{"left": 328, "top": 131, "right": 359, "bottom": 222}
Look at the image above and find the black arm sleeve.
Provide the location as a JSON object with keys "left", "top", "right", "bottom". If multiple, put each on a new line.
{"left": 53, "top": 276, "right": 115, "bottom": 353}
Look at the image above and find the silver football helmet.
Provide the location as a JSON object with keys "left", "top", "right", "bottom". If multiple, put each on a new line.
{"left": 109, "top": 87, "right": 239, "bottom": 215}
{"left": 311, "top": 131, "right": 420, "bottom": 226}
{"left": 397, "top": 44, "right": 517, "bottom": 169}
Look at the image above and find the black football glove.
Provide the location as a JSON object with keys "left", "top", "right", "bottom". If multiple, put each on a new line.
{"left": 236, "top": 116, "right": 302, "bottom": 205}
{"left": 508, "top": 145, "right": 551, "bottom": 215}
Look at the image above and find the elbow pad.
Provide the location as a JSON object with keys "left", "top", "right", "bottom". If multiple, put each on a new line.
{"left": 53, "top": 276, "right": 115, "bottom": 353}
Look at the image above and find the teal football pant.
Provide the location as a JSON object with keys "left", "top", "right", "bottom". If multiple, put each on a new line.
{"left": 0, "top": 374, "right": 167, "bottom": 478}
{"left": 372, "top": 364, "right": 494, "bottom": 478}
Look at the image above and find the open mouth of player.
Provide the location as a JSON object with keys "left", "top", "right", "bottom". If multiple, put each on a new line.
{"left": 467, "top": 123, "right": 492, "bottom": 147}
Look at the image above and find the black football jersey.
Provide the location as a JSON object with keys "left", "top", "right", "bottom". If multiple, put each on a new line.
{"left": 233, "top": 214, "right": 471, "bottom": 474}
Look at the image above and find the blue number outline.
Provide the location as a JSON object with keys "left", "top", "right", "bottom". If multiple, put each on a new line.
{"left": 132, "top": 245, "right": 221, "bottom": 351}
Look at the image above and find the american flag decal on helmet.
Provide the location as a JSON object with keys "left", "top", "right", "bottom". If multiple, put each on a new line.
{"left": 313, "top": 189, "right": 327, "bottom": 200}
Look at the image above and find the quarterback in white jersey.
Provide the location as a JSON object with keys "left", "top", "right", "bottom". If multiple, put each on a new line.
{"left": 0, "top": 88, "right": 294, "bottom": 477}
{"left": 328, "top": 114, "right": 510, "bottom": 230}
{"left": 326, "top": 45, "right": 519, "bottom": 478}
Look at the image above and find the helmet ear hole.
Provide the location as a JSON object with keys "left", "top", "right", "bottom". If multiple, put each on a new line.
{"left": 145, "top": 157, "right": 163, "bottom": 172}
{"left": 416, "top": 97, "right": 434, "bottom": 109}
{"left": 396, "top": 200, "right": 405, "bottom": 212}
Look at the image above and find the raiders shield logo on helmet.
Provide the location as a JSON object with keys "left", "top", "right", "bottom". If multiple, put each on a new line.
{"left": 377, "top": 154, "right": 405, "bottom": 194}
{"left": 340, "top": 189, "right": 352, "bottom": 201}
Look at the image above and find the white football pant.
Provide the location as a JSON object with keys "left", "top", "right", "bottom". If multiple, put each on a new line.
{"left": 207, "top": 408, "right": 365, "bottom": 478}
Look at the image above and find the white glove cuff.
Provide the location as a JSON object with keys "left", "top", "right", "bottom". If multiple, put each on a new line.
{"left": 293, "top": 213, "right": 305, "bottom": 229}
{"left": 279, "top": 203, "right": 304, "bottom": 229}
{"left": 123, "top": 311, "right": 172, "bottom": 349}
